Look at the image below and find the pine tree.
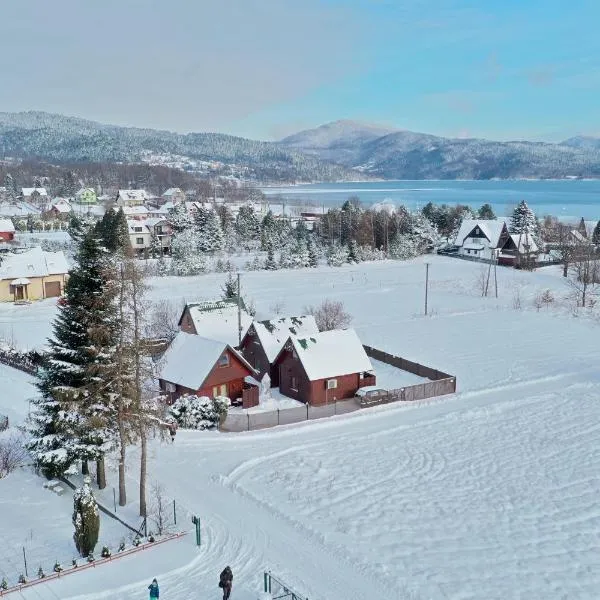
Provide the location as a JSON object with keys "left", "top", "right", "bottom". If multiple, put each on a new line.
{"left": 510, "top": 200, "right": 537, "bottom": 234}
{"left": 3, "top": 173, "right": 17, "bottom": 202}
{"left": 27, "top": 232, "right": 119, "bottom": 481}
{"left": 592, "top": 220, "right": 600, "bottom": 246}
{"left": 478, "top": 203, "right": 496, "bottom": 220}
{"left": 347, "top": 240, "right": 360, "bottom": 264}
{"left": 72, "top": 478, "right": 100, "bottom": 557}
{"left": 221, "top": 271, "right": 238, "bottom": 300}
{"left": 235, "top": 205, "right": 261, "bottom": 249}
{"left": 307, "top": 238, "right": 319, "bottom": 267}
{"left": 265, "top": 247, "right": 278, "bottom": 270}
{"left": 295, "top": 218, "right": 309, "bottom": 242}
{"left": 195, "top": 207, "right": 224, "bottom": 253}
{"left": 260, "top": 210, "right": 277, "bottom": 250}
{"left": 168, "top": 202, "right": 193, "bottom": 233}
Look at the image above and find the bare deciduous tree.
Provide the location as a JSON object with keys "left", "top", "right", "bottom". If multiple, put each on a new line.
{"left": 304, "top": 299, "right": 352, "bottom": 331}
{"left": 146, "top": 299, "right": 183, "bottom": 344}
{"left": 0, "top": 433, "right": 28, "bottom": 478}
{"left": 568, "top": 247, "right": 600, "bottom": 308}
{"left": 149, "top": 481, "right": 173, "bottom": 536}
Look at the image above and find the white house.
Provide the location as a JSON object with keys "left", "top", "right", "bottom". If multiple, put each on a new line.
{"left": 115, "top": 189, "right": 150, "bottom": 207}
{"left": 21, "top": 187, "right": 48, "bottom": 202}
{"left": 454, "top": 219, "right": 510, "bottom": 260}
{"left": 161, "top": 188, "right": 185, "bottom": 205}
{"left": 127, "top": 218, "right": 172, "bottom": 255}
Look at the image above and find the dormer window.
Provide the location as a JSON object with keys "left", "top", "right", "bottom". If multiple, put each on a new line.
{"left": 218, "top": 353, "right": 230, "bottom": 367}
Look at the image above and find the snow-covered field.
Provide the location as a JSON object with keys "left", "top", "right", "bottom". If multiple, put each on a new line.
{"left": 1, "top": 256, "right": 599, "bottom": 599}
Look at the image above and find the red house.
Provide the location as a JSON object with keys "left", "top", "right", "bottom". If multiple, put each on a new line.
{"left": 0, "top": 219, "right": 15, "bottom": 242}
{"left": 273, "top": 329, "right": 375, "bottom": 406}
{"left": 158, "top": 332, "right": 258, "bottom": 406}
{"left": 240, "top": 315, "right": 319, "bottom": 386}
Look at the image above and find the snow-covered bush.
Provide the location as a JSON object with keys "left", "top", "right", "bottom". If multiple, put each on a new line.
{"left": 358, "top": 245, "right": 386, "bottom": 262}
{"left": 72, "top": 477, "right": 100, "bottom": 557}
{"left": 118, "top": 540, "right": 126, "bottom": 552}
{"left": 101, "top": 546, "right": 111, "bottom": 558}
{"left": 18, "top": 574, "right": 26, "bottom": 584}
{"left": 1, "top": 577, "right": 8, "bottom": 590}
{"left": 388, "top": 234, "right": 420, "bottom": 260}
{"left": 37, "top": 566, "right": 45, "bottom": 579}
{"left": 326, "top": 244, "right": 349, "bottom": 267}
{"left": 0, "top": 432, "right": 29, "bottom": 478}
{"left": 53, "top": 561, "right": 63, "bottom": 573}
{"left": 168, "top": 395, "right": 231, "bottom": 430}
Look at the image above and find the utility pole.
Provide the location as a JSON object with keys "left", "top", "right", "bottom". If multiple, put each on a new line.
{"left": 237, "top": 272, "right": 242, "bottom": 347}
{"left": 424, "top": 262, "right": 430, "bottom": 316}
{"left": 494, "top": 250, "right": 499, "bottom": 298}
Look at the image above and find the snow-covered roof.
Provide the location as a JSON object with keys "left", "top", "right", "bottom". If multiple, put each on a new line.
{"left": 162, "top": 188, "right": 183, "bottom": 197}
{"left": 0, "top": 247, "right": 69, "bottom": 280}
{"left": 0, "top": 219, "right": 15, "bottom": 233}
{"left": 0, "top": 202, "right": 41, "bottom": 217}
{"left": 159, "top": 332, "right": 251, "bottom": 390}
{"left": 454, "top": 219, "right": 507, "bottom": 248}
{"left": 250, "top": 315, "right": 319, "bottom": 363}
{"left": 570, "top": 230, "right": 587, "bottom": 244}
{"left": 283, "top": 329, "right": 373, "bottom": 381}
{"left": 122, "top": 205, "right": 150, "bottom": 216}
{"left": 50, "top": 200, "right": 72, "bottom": 213}
{"left": 116, "top": 189, "right": 149, "bottom": 204}
{"left": 21, "top": 187, "right": 47, "bottom": 197}
{"left": 509, "top": 233, "right": 538, "bottom": 253}
{"left": 183, "top": 300, "right": 253, "bottom": 347}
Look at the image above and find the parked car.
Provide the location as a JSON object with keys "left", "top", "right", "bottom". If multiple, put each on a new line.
{"left": 355, "top": 386, "right": 388, "bottom": 407}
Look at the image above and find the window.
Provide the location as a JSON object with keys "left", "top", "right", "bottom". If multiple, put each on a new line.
{"left": 326, "top": 378, "right": 337, "bottom": 390}
{"left": 212, "top": 384, "right": 227, "bottom": 397}
{"left": 290, "top": 376, "right": 298, "bottom": 391}
{"left": 136, "top": 237, "right": 144, "bottom": 245}
{"left": 155, "top": 226, "right": 163, "bottom": 234}
{"left": 475, "top": 227, "right": 480, "bottom": 235}
{"left": 218, "top": 353, "right": 230, "bottom": 367}
{"left": 134, "top": 226, "right": 143, "bottom": 232}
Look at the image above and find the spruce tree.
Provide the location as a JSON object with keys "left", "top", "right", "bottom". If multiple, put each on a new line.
{"left": 295, "top": 218, "right": 309, "bottom": 242}
{"left": 28, "top": 231, "right": 119, "bottom": 481}
{"left": 478, "top": 203, "right": 496, "bottom": 220}
{"left": 347, "top": 240, "right": 360, "bottom": 264}
{"left": 196, "top": 207, "right": 224, "bottom": 253}
{"left": 169, "top": 202, "right": 193, "bottom": 233}
{"left": 307, "top": 238, "right": 319, "bottom": 267}
{"left": 3, "top": 173, "right": 17, "bottom": 202}
{"left": 235, "top": 205, "right": 261, "bottom": 248}
{"left": 221, "top": 270, "right": 239, "bottom": 300}
{"left": 261, "top": 210, "right": 277, "bottom": 250}
{"left": 509, "top": 200, "right": 537, "bottom": 234}
{"left": 265, "top": 247, "right": 278, "bottom": 270}
{"left": 592, "top": 220, "right": 600, "bottom": 246}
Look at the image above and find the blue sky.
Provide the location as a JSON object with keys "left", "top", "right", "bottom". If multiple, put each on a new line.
{"left": 0, "top": 0, "right": 598, "bottom": 141}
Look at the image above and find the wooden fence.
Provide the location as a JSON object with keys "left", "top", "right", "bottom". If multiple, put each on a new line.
{"left": 360, "top": 345, "right": 456, "bottom": 407}
{"left": 220, "top": 347, "right": 457, "bottom": 432}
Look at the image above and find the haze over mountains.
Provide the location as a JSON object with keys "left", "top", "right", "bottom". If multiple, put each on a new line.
{"left": 1, "top": 111, "right": 600, "bottom": 182}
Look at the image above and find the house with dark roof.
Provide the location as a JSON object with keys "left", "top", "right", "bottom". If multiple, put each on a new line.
{"left": 272, "top": 329, "right": 375, "bottom": 406}
{"left": 158, "top": 332, "right": 258, "bottom": 405}
{"left": 240, "top": 315, "right": 319, "bottom": 386}
{"left": 178, "top": 299, "right": 252, "bottom": 347}
{"left": 454, "top": 219, "right": 510, "bottom": 260}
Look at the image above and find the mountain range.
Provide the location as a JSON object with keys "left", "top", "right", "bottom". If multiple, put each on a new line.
{"left": 1, "top": 111, "right": 600, "bottom": 181}
{"left": 279, "top": 121, "right": 600, "bottom": 180}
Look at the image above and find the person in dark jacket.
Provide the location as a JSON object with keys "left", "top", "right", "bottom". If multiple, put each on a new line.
{"left": 148, "top": 578, "right": 159, "bottom": 599}
{"left": 219, "top": 566, "right": 233, "bottom": 600}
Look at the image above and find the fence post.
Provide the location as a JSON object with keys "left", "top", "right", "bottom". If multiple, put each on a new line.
{"left": 247, "top": 413, "right": 250, "bottom": 431}
{"left": 264, "top": 571, "right": 268, "bottom": 593}
{"left": 22, "top": 546, "right": 28, "bottom": 577}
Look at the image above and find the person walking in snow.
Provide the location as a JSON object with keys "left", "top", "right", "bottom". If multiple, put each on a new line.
{"left": 148, "top": 578, "right": 160, "bottom": 599}
{"left": 219, "top": 566, "right": 233, "bottom": 600}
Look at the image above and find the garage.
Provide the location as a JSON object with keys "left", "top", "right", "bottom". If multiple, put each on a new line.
{"left": 44, "top": 281, "right": 62, "bottom": 298}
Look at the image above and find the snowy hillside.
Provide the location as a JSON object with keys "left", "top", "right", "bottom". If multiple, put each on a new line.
{"left": 1, "top": 257, "right": 599, "bottom": 599}
{"left": 280, "top": 121, "right": 600, "bottom": 179}
{"left": 561, "top": 135, "right": 600, "bottom": 151}
{"left": 0, "top": 111, "right": 361, "bottom": 183}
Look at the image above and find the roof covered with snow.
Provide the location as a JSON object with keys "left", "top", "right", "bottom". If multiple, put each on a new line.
{"left": 250, "top": 315, "right": 319, "bottom": 363}
{"left": 116, "top": 189, "right": 149, "bottom": 204}
{"left": 0, "top": 247, "right": 69, "bottom": 280}
{"left": 162, "top": 188, "right": 183, "bottom": 197}
{"left": 21, "top": 187, "right": 47, "bottom": 197}
{"left": 284, "top": 329, "right": 373, "bottom": 381}
{"left": 0, "top": 219, "right": 15, "bottom": 233}
{"left": 509, "top": 233, "right": 539, "bottom": 253}
{"left": 183, "top": 300, "right": 253, "bottom": 347}
{"left": 454, "top": 219, "right": 507, "bottom": 248}
{"left": 122, "top": 205, "right": 150, "bottom": 216}
{"left": 159, "top": 332, "right": 251, "bottom": 390}
{"left": 0, "top": 202, "right": 40, "bottom": 217}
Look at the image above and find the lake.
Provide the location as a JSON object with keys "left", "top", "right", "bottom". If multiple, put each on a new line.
{"left": 261, "top": 180, "right": 600, "bottom": 221}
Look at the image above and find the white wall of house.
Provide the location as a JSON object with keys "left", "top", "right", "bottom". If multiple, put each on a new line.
{"left": 457, "top": 235, "right": 496, "bottom": 260}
